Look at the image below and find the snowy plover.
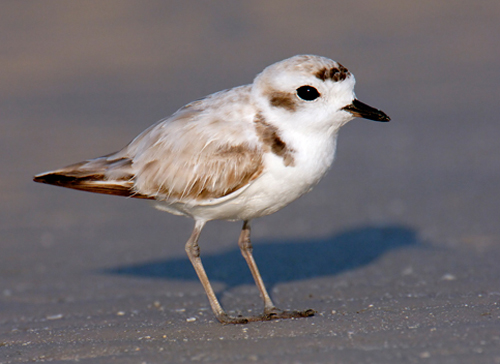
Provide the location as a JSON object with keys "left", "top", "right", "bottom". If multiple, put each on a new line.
{"left": 34, "top": 55, "right": 390, "bottom": 324}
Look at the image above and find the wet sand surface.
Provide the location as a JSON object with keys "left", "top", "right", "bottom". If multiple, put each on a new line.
{"left": 1, "top": 2, "right": 499, "bottom": 363}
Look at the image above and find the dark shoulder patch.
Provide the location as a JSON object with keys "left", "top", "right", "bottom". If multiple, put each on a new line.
{"left": 254, "top": 113, "right": 295, "bottom": 167}
{"left": 268, "top": 91, "right": 297, "bottom": 112}
{"left": 315, "top": 63, "right": 350, "bottom": 82}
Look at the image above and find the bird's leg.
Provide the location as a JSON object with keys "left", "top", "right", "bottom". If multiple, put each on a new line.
{"left": 185, "top": 220, "right": 314, "bottom": 324}
{"left": 238, "top": 220, "right": 316, "bottom": 321}
{"left": 238, "top": 220, "right": 276, "bottom": 312}
{"left": 185, "top": 220, "right": 248, "bottom": 324}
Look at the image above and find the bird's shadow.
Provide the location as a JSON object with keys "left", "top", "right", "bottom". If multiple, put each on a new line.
{"left": 105, "top": 225, "right": 422, "bottom": 291}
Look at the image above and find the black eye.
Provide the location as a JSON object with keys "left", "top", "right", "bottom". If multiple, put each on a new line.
{"left": 296, "top": 86, "right": 320, "bottom": 101}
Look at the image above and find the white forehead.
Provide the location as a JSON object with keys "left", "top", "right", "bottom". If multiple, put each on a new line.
{"left": 254, "top": 55, "right": 354, "bottom": 90}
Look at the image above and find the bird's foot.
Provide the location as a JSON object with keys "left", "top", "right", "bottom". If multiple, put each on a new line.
{"left": 217, "top": 307, "right": 315, "bottom": 324}
{"left": 261, "top": 307, "right": 316, "bottom": 321}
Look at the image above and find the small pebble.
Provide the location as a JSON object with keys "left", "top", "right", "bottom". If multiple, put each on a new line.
{"left": 420, "top": 351, "right": 431, "bottom": 358}
{"left": 46, "top": 314, "right": 63, "bottom": 320}
{"left": 441, "top": 273, "right": 456, "bottom": 281}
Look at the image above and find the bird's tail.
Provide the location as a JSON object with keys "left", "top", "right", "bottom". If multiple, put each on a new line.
{"left": 33, "top": 155, "right": 152, "bottom": 199}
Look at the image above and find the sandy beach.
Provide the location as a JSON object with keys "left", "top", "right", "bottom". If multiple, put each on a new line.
{"left": 1, "top": 2, "right": 499, "bottom": 363}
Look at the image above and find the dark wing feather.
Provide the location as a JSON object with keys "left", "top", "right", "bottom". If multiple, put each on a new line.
{"left": 33, "top": 158, "right": 152, "bottom": 199}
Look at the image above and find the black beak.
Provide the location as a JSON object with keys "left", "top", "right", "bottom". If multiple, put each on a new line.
{"left": 342, "top": 99, "right": 390, "bottom": 122}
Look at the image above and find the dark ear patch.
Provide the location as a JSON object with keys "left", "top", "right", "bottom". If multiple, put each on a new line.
{"left": 254, "top": 113, "right": 295, "bottom": 167}
{"left": 268, "top": 91, "right": 297, "bottom": 111}
{"left": 315, "top": 63, "right": 350, "bottom": 82}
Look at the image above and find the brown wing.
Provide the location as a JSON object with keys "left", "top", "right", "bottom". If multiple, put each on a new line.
{"left": 123, "top": 88, "right": 265, "bottom": 202}
{"left": 132, "top": 140, "right": 264, "bottom": 202}
{"left": 33, "top": 85, "right": 265, "bottom": 202}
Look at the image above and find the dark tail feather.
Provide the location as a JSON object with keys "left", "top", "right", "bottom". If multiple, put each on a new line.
{"left": 33, "top": 159, "right": 153, "bottom": 199}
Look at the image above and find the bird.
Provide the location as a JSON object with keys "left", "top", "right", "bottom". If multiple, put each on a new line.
{"left": 34, "top": 55, "right": 390, "bottom": 324}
